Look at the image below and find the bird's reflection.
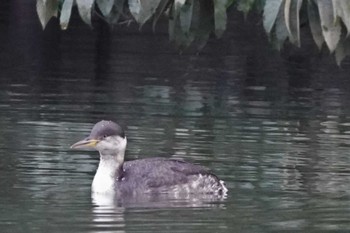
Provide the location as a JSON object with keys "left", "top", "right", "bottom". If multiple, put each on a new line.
{"left": 91, "top": 192, "right": 227, "bottom": 233}
{"left": 91, "top": 192, "right": 126, "bottom": 233}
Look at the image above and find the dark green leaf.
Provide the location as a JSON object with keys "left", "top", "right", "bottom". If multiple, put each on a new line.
{"left": 129, "top": 0, "right": 162, "bottom": 26}
{"left": 317, "top": 0, "right": 341, "bottom": 52}
{"left": 214, "top": 0, "right": 228, "bottom": 38}
{"left": 285, "top": 0, "right": 302, "bottom": 46}
{"left": 152, "top": 0, "right": 171, "bottom": 31}
{"left": 76, "top": 0, "right": 94, "bottom": 26}
{"left": 263, "top": 0, "right": 283, "bottom": 34}
{"left": 307, "top": 0, "right": 324, "bottom": 49}
{"left": 335, "top": 37, "right": 350, "bottom": 65}
{"left": 60, "top": 0, "right": 74, "bottom": 30}
{"left": 237, "top": 0, "right": 255, "bottom": 17}
{"left": 96, "top": 0, "right": 114, "bottom": 16}
{"left": 273, "top": 0, "right": 289, "bottom": 50}
{"left": 179, "top": 0, "right": 194, "bottom": 34}
{"left": 193, "top": 1, "right": 213, "bottom": 50}
{"left": 36, "top": 0, "right": 59, "bottom": 29}
{"left": 168, "top": 1, "right": 176, "bottom": 42}
{"left": 333, "top": 0, "right": 350, "bottom": 36}
{"left": 106, "top": 0, "right": 125, "bottom": 25}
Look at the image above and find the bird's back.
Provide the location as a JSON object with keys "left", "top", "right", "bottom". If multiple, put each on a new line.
{"left": 116, "top": 157, "right": 227, "bottom": 196}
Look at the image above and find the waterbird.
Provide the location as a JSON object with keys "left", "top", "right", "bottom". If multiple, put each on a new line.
{"left": 71, "top": 120, "right": 228, "bottom": 197}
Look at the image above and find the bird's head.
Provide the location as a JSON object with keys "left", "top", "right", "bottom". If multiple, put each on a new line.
{"left": 71, "top": 120, "right": 127, "bottom": 156}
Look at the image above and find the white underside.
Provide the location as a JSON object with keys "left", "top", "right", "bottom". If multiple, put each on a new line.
{"left": 92, "top": 136, "right": 126, "bottom": 194}
{"left": 92, "top": 157, "right": 120, "bottom": 194}
{"left": 92, "top": 173, "right": 115, "bottom": 194}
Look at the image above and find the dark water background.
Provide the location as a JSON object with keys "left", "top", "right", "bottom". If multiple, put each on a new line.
{"left": 1, "top": 1, "right": 350, "bottom": 232}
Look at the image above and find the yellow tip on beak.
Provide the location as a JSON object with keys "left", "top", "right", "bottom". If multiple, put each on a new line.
{"left": 70, "top": 138, "right": 100, "bottom": 149}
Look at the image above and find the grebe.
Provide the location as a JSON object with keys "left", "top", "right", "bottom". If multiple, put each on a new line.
{"left": 71, "top": 120, "right": 228, "bottom": 196}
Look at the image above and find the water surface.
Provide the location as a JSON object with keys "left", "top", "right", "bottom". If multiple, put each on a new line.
{"left": 1, "top": 2, "right": 350, "bottom": 232}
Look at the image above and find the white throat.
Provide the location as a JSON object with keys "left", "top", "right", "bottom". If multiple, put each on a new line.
{"left": 91, "top": 136, "right": 127, "bottom": 194}
{"left": 91, "top": 155, "right": 120, "bottom": 193}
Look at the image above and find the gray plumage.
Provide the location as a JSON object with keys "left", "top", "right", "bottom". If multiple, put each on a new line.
{"left": 89, "top": 120, "right": 125, "bottom": 139}
{"left": 119, "top": 157, "right": 226, "bottom": 195}
{"left": 71, "top": 120, "right": 228, "bottom": 197}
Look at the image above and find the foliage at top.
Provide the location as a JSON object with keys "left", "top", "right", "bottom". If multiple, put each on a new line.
{"left": 37, "top": 0, "right": 350, "bottom": 65}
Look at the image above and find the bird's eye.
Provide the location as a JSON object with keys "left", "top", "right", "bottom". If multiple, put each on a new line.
{"left": 103, "top": 135, "right": 107, "bottom": 138}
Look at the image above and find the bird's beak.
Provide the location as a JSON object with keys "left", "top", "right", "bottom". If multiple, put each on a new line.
{"left": 70, "top": 137, "right": 100, "bottom": 149}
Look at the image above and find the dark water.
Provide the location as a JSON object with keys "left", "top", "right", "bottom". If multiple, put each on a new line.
{"left": 2, "top": 1, "right": 350, "bottom": 232}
